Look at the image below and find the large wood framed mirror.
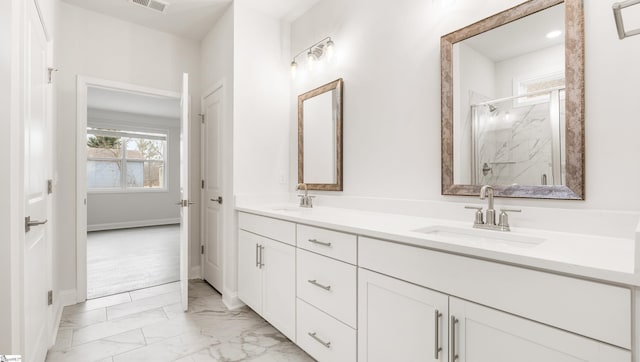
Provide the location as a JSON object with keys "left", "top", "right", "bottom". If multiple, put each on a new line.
{"left": 298, "top": 78, "right": 343, "bottom": 191}
{"left": 441, "top": 0, "right": 584, "bottom": 199}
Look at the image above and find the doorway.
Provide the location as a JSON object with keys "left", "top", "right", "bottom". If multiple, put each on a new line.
{"left": 76, "top": 77, "right": 191, "bottom": 305}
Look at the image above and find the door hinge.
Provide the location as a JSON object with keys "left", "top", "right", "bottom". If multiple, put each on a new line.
{"left": 47, "top": 67, "right": 58, "bottom": 84}
{"left": 201, "top": 245, "right": 204, "bottom": 255}
{"left": 201, "top": 180, "right": 204, "bottom": 189}
{"left": 47, "top": 179, "right": 53, "bottom": 194}
{"left": 198, "top": 113, "right": 205, "bottom": 123}
{"left": 48, "top": 290, "right": 53, "bottom": 306}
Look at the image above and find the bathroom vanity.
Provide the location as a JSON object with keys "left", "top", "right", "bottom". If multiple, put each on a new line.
{"left": 235, "top": 204, "right": 639, "bottom": 362}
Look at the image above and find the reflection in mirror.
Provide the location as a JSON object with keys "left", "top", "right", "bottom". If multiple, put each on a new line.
{"left": 442, "top": 0, "right": 584, "bottom": 199}
{"left": 298, "top": 78, "right": 343, "bottom": 191}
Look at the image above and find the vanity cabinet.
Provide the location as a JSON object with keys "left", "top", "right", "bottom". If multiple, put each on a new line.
{"left": 236, "top": 211, "right": 634, "bottom": 362}
{"left": 358, "top": 268, "right": 449, "bottom": 362}
{"left": 358, "top": 268, "right": 630, "bottom": 362}
{"left": 237, "top": 215, "right": 296, "bottom": 341}
{"left": 359, "top": 236, "right": 632, "bottom": 362}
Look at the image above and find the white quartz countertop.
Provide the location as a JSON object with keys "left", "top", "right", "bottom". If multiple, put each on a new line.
{"left": 236, "top": 203, "right": 639, "bottom": 287}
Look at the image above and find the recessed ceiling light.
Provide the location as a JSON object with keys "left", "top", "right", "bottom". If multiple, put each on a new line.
{"left": 546, "top": 30, "right": 562, "bottom": 39}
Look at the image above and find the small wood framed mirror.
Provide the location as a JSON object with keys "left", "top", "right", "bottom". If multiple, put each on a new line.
{"left": 298, "top": 78, "right": 343, "bottom": 191}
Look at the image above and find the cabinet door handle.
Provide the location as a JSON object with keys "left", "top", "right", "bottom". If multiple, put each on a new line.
{"left": 308, "top": 238, "right": 332, "bottom": 247}
{"left": 308, "top": 332, "right": 331, "bottom": 348}
{"left": 307, "top": 279, "right": 331, "bottom": 291}
{"left": 434, "top": 310, "right": 442, "bottom": 359}
{"left": 255, "top": 243, "right": 260, "bottom": 267}
{"left": 259, "top": 245, "right": 264, "bottom": 268}
{"left": 450, "top": 315, "right": 459, "bottom": 362}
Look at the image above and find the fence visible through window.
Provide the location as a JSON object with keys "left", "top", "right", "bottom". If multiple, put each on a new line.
{"left": 86, "top": 127, "right": 167, "bottom": 191}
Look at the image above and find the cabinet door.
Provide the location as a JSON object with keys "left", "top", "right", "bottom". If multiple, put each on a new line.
{"left": 449, "top": 298, "right": 631, "bottom": 362}
{"left": 262, "top": 237, "right": 296, "bottom": 341}
{"left": 358, "top": 268, "right": 449, "bottom": 362}
{"left": 237, "top": 230, "right": 262, "bottom": 314}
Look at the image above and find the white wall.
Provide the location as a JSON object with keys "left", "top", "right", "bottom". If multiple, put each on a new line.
{"left": 86, "top": 109, "right": 180, "bottom": 231}
{"left": 234, "top": 1, "right": 291, "bottom": 196}
{"left": 494, "top": 44, "right": 564, "bottom": 98}
{"left": 55, "top": 2, "right": 202, "bottom": 292}
{"left": 289, "top": 0, "right": 640, "bottom": 212}
{"left": 454, "top": 42, "right": 496, "bottom": 184}
{"left": 199, "top": 4, "right": 237, "bottom": 303}
{"left": 223, "top": 0, "right": 290, "bottom": 304}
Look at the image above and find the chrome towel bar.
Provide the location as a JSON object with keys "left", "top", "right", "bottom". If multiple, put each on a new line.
{"left": 613, "top": 0, "right": 640, "bottom": 39}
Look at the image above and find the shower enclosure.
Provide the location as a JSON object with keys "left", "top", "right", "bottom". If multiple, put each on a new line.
{"left": 470, "top": 87, "right": 565, "bottom": 186}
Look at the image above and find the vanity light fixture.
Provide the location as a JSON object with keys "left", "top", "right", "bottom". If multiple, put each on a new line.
{"left": 290, "top": 37, "right": 335, "bottom": 78}
{"left": 325, "top": 39, "right": 335, "bottom": 60}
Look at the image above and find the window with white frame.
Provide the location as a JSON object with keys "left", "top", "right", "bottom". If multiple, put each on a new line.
{"left": 87, "top": 127, "right": 167, "bottom": 191}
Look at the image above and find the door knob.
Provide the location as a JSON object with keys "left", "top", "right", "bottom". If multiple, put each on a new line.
{"left": 25, "top": 216, "right": 48, "bottom": 233}
{"left": 210, "top": 196, "right": 223, "bottom": 204}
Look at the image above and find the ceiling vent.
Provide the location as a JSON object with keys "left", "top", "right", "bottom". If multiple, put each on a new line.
{"left": 129, "top": 0, "right": 169, "bottom": 14}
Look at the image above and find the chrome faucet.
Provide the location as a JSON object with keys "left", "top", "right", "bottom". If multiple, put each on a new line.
{"left": 480, "top": 185, "right": 496, "bottom": 226}
{"left": 465, "top": 185, "right": 521, "bottom": 231}
{"left": 297, "top": 183, "right": 314, "bottom": 208}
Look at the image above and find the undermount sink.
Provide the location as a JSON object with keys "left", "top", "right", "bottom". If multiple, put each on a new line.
{"left": 412, "top": 225, "right": 545, "bottom": 248}
{"left": 269, "top": 205, "right": 310, "bottom": 213}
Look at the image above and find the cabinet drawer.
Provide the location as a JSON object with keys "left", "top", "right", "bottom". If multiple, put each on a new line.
{"left": 297, "top": 224, "right": 357, "bottom": 264}
{"left": 297, "top": 299, "right": 356, "bottom": 362}
{"left": 238, "top": 212, "right": 295, "bottom": 246}
{"left": 359, "top": 236, "right": 632, "bottom": 349}
{"left": 297, "top": 248, "right": 357, "bottom": 328}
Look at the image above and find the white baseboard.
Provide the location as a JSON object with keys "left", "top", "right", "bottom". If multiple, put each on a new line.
{"left": 87, "top": 218, "right": 180, "bottom": 231}
{"left": 189, "top": 266, "right": 202, "bottom": 279}
{"left": 50, "top": 289, "right": 77, "bottom": 346}
{"left": 222, "top": 288, "right": 245, "bottom": 310}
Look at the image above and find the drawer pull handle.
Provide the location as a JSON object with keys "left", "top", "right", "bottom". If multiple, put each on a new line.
{"left": 308, "top": 332, "right": 331, "bottom": 348}
{"left": 308, "top": 238, "right": 332, "bottom": 247}
{"left": 450, "top": 315, "right": 459, "bottom": 362}
{"left": 434, "top": 310, "right": 442, "bottom": 359}
{"left": 308, "top": 279, "right": 331, "bottom": 291}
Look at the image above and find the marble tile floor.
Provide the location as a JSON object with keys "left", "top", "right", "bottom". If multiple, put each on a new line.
{"left": 47, "top": 281, "right": 314, "bottom": 362}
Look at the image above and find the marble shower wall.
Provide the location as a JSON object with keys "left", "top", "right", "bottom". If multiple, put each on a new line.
{"left": 474, "top": 94, "right": 564, "bottom": 186}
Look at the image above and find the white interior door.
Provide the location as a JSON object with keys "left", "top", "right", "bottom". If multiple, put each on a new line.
{"left": 202, "top": 86, "right": 223, "bottom": 292}
{"left": 179, "top": 73, "right": 190, "bottom": 311}
{"left": 23, "top": 0, "right": 51, "bottom": 360}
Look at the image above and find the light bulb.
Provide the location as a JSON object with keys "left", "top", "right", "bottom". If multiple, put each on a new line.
{"left": 307, "top": 50, "right": 316, "bottom": 70}
{"left": 546, "top": 30, "right": 562, "bottom": 39}
{"left": 325, "top": 39, "right": 334, "bottom": 61}
{"left": 290, "top": 60, "right": 298, "bottom": 79}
